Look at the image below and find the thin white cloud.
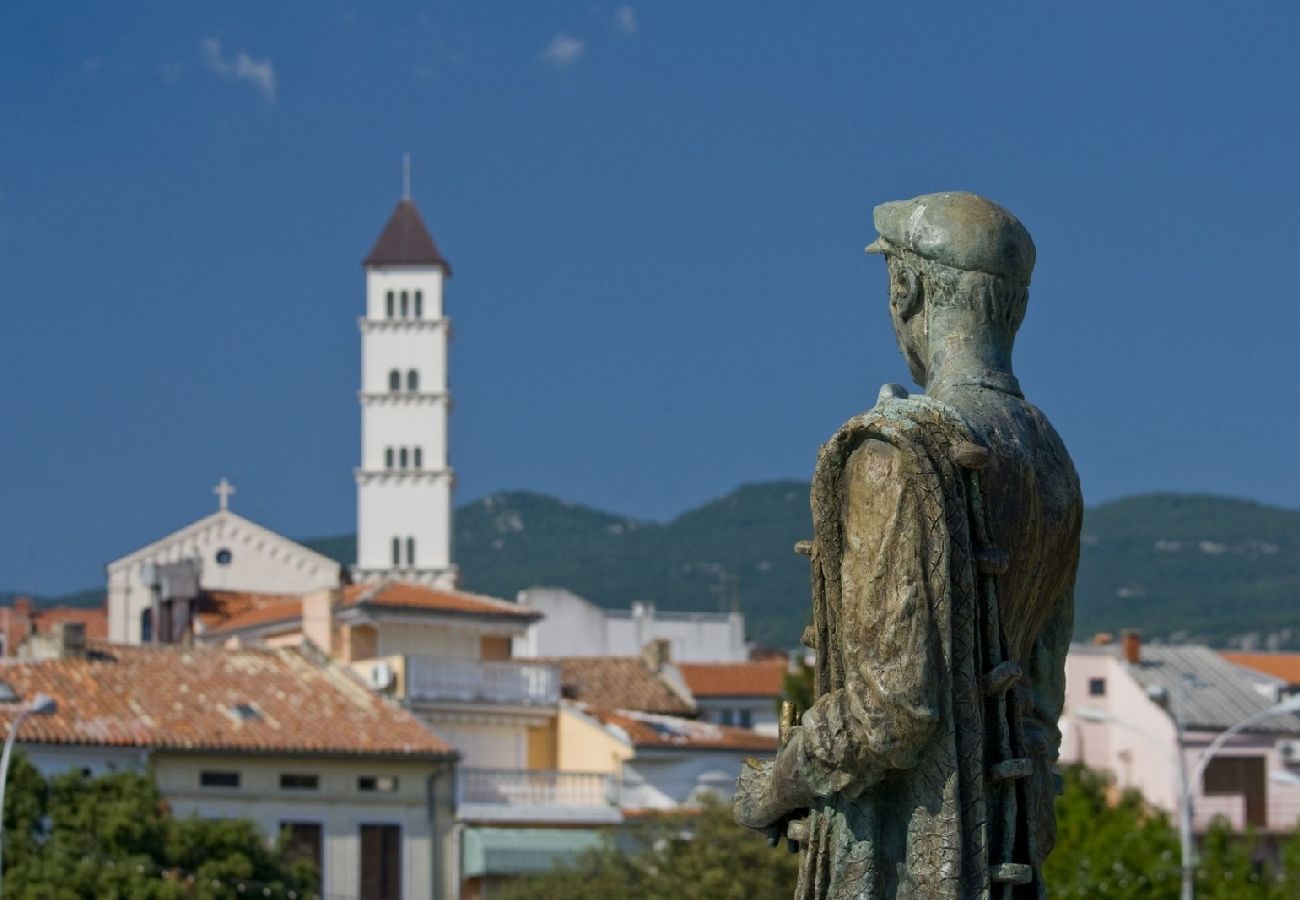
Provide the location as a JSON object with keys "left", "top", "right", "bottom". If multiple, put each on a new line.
{"left": 201, "top": 37, "right": 277, "bottom": 102}
{"left": 615, "top": 6, "right": 638, "bottom": 34}
{"left": 82, "top": 57, "right": 104, "bottom": 77}
{"left": 158, "top": 62, "right": 184, "bottom": 85}
{"left": 540, "top": 34, "right": 584, "bottom": 68}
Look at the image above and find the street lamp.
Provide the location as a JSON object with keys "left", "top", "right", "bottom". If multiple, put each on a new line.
{"left": 1074, "top": 692, "right": 1300, "bottom": 900}
{"left": 0, "top": 693, "right": 56, "bottom": 900}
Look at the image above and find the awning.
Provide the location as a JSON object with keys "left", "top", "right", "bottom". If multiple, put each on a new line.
{"left": 462, "top": 826, "right": 605, "bottom": 878}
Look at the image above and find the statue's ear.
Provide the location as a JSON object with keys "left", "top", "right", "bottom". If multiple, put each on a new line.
{"left": 893, "top": 267, "right": 922, "bottom": 321}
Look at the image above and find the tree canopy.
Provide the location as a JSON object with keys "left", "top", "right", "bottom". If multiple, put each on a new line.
{"left": 1, "top": 754, "right": 317, "bottom": 900}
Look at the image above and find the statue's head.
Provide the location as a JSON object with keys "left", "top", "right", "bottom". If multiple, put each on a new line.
{"left": 867, "top": 192, "right": 1034, "bottom": 391}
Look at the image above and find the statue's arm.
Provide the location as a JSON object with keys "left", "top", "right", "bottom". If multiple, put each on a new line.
{"left": 1026, "top": 542, "right": 1080, "bottom": 759}
{"left": 784, "top": 438, "right": 943, "bottom": 802}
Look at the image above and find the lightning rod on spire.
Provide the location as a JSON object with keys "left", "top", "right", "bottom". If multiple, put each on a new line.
{"left": 402, "top": 153, "right": 411, "bottom": 201}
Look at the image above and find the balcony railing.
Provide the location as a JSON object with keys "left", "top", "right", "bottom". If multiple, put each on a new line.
{"left": 456, "top": 768, "right": 621, "bottom": 824}
{"left": 405, "top": 656, "right": 560, "bottom": 706}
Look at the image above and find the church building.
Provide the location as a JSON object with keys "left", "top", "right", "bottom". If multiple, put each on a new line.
{"left": 354, "top": 194, "right": 456, "bottom": 587}
{"left": 106, "top": 186, "right": 459, "bottom": 642}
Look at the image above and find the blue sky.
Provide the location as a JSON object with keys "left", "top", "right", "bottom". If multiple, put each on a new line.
{"left": 2, "top": 2, "right": 1298, "bottom": 594}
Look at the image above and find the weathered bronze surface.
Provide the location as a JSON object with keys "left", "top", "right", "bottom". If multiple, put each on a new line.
{"left": 735, "top": 192, "right": 1082, "bottom": 899}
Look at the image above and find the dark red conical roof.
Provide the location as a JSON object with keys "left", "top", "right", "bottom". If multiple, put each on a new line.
{"left": 364, "top": 199, "right": 452, "bottom": 273}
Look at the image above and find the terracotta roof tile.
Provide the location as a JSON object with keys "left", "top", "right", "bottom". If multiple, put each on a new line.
{"left": 364, "top": 200, "right": 451, "bottom": 271}
{"left": 203, "top": 598, "right": 303, "bottom": 635}
{"left": 196, "top": 591, "right": 301, "bottom": 629}
{"left": 677, "top": 661, "right": 787, "bottom": 698}
{"left": 343, "top": 582, "right": 539, "bottom": 620}
{"left": 597, "top": 709, "right": 778, "bottom": 753}
{"left": 32, "top": 607, "right": 108, "bottom": 641}
{"left": 1222, "top": 652, "right": 1300, "bottom": 686}
{"left": 0, "top": 643, "right": 453, "bottom": 758}
{"left": 536, "top": 657, "right": 694, "bottom": 715}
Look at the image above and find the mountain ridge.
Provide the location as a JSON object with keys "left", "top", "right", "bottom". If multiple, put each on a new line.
{"left": 14, "top": 487, "right": 1300, "bottom": 651}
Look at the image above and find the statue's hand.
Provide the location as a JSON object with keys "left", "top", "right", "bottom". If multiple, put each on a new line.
{"left": 733, "top": 757, "right": 781, "bottom": 831}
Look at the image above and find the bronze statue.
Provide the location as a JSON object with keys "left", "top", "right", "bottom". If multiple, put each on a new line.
{"left": 735, "top": 192, "right": 1082, "bottom": 899}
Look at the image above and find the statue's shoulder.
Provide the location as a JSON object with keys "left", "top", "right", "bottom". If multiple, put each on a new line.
{"left": 824, "top": 384, "right": 975, "bottom": 455}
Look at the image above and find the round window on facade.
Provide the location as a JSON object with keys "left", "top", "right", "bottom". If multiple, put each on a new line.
{"left": 215, "top": 548, "right": 233, "bottom": 566}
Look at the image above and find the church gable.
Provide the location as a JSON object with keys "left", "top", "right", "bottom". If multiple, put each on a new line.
{"left": 107, "top": 511, "right": 341, "bottom": 593}
{"left": 107, "top": 511, "right": 341, "bottom": 644}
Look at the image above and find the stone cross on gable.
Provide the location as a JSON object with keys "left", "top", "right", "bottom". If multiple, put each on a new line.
{"left": 213, "top": 478, "right": 236, "bottom": 512}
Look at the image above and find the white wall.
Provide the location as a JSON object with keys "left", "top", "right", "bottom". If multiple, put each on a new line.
{"left": 376, "top": 621, "right": 481, "bottom": 660}
{"left": 426, "top": 722, "right": 527, "bottom": 770}
{"left": 619, "top": 751, "right": 752, "bottom": 810}
{"left": 514, "top": 589, "right": 748, "bottom": 663}
{"left": 356, "top": 476, "right": 454, "bottom": 578}
{"left": 365, "top": 267, "right": 445, "bottom": 322}
{"left": 512, "top": 589, "right": 609, "bottom": 658}
{"left": 357, "top": 264, "right": 454, "bottom": 586}
{"left": 106, "top": 513, "right": 341, "bottom": 645}
{"left": 156, "top": 754, "right": 456, "bottom": 900}
{"left": 695, "top": 697, "right": 779, "bottom": 736}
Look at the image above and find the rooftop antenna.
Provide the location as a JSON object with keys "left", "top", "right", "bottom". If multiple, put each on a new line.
{"left": 401, "top": 152, "right": 412, "bottom": 201}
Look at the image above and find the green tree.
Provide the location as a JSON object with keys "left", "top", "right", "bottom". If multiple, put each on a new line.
{"left": 1043, "top": 765, "right": 1181, "bottom": 899}
{"left": 0, "top": 755, "right": 317, "bottom": 899}
{"left": 493, "top": 797, "right": 799, "bottom": 900}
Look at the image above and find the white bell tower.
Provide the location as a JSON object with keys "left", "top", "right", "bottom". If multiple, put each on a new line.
{"left": 354, "top": 171, "right": 456, "bottom": 587}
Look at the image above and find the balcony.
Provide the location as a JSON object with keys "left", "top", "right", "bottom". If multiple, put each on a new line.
{"left": 457, "top": 768, "right": 622, "bottom": 824}
{"left": 405, "top": 656, "right": 561, "bottom": 706}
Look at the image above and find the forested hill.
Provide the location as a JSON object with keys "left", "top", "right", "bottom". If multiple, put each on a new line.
{"left": 20, "top": 489, "right": 1300, "bottom": 651}
{"left": 303, "top": 488, "right": 1300, "bottom": 651}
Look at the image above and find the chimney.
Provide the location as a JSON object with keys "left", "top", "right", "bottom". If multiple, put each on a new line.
{"left": 54, "top": 622, "right": 86, "bottom": 659}
{"left": 1121, "top": 628, "right": 1142, "bottom": 665}
{"left": 13, "top": 597, "right": 31, "bottom": 619}
{"left": 642, "top": 638, "right": 670, "bottom": 673}
{"left": 301, "top": 589, "right": 335, "bottom": 658}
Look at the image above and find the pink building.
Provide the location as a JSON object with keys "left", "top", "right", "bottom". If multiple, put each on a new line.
{"left": 1061, "top": 632, "right": 1300, "bottom": 834}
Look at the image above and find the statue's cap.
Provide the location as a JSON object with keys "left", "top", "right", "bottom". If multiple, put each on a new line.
{"left": 866, "top": 192, "right": 1035, "bottom": 284}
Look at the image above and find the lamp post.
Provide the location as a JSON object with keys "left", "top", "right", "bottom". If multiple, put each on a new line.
{"left": 0, "top": 693, "right": 56, "bottom": 900}
{"left": 1076, "top": 692, "right": 1300, "bottom": 900}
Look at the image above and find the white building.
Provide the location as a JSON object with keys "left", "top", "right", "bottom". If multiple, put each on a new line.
{"left": 355, "top": 196, "right": 456, "bottom": 587}
{"left": 105, "top": 484, "right": 341, "bottom": 645}
{"left": 1060, "top": 633, "right": 1300, "bottom": 834}
{"left": 513, "top": 588, "right": 748, "bottom": 663}
{"left": 0, "top": 639, "right": 458, "bottom": 900}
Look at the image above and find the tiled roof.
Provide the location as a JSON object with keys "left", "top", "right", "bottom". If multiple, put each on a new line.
{"left": 1120, "top": 645, "right": 1300, "bottom": 735}
{"left": 677, "top": 661, "right": 786, "bottom": 698}
{"left": 1222, "top": 652, "right": 1300, "bottom": 687}
{"left": 197, "top": 591, "right": 302, "bottom": 629}
{"left": 33, "top": 606, "right": 108, "bottom": 641}
{"left": 203, "top": 598, "right": 303, "bottom": 636}
{"left": 0, "top": 643, "right": 454, "bottom": 758}
{"left": 598, "top": 709, "right": 778, "bottom": 753}
{"left": 537, "top": 657, "right": 694, "bottom": 715}
{"left": 201, "top": 583, "right": 538, "bottom": 636}
{"left": 343, "top": 582, "right": 539, "bottom": 620}
{"left": 364, "top": 199, "right": 451, "bottom": 271}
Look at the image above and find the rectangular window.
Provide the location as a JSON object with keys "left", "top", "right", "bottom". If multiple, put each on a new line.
{"left": 281, "top": 821, "right": 323, "bottom": 876}
{"left": 358, "top": 775, "right": 399, "bottom": 793}
{"left": 200, "top": 770, "right": 240, "bottom": 788}
{"left": 720, "top": 709, "right": 734, "bottom": 726}
{"left": 1088, "top": 677, "right": 1106, "bottom": 696}
{"left": 1203, "top": 755, "right": 1267, "bottom": 827}
{"left": 280, "top": 773, "right": 320, "bottom": 790}
{"left": 739, "top": 709, "right": 753, "bottom": 728}
{"left": 359, "top": 824, "right": 402, "bottom": 900}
